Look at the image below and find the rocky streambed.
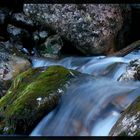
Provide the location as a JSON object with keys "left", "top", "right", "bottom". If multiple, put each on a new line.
{"left": 0, "top": 3, "right": 140, "bottom": 136}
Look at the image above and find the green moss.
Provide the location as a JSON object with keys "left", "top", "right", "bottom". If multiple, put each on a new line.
{"left": 125, "top": 97, "right": 140, "bottom": 115}
{"left": 118, "top": 131, "right": 128, "bottom": 136}
{"left": 135, "top": 131, "right": 140, "bottom": 136}
{"left": 115, "top": 97, "right": 140, "bottom": 136}
{"left": 0, "top": 65, "right": 77, "bottom": 135}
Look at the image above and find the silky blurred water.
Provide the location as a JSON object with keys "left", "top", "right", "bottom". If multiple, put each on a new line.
{"left": 31, "top": 56, "right": 129, "bottom": 80}
{"left": 30, "top": 49, "right": 140, "bottom": 136}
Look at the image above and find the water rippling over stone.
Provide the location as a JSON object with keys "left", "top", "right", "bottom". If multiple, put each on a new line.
{"left": 30, "top": 50, "right": 140, "bottom": 136}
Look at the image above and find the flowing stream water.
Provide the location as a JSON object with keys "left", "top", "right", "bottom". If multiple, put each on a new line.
{"left": 30, "top": 49, "right": 140, "bottom": 136}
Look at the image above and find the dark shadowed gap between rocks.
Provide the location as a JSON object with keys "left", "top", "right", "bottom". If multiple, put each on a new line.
{"left": 60, "top": 38, "right": 86, "bottom": 57}
{"left": 123, "top": 8, "right": 140, "bottom": 48}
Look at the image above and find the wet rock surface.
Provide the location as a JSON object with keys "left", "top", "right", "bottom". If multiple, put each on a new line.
{"left": 33, "top": 30, "right": 48, "bottom": 44}
{"left": 7, "top": 24, "right": 30, "bottom": 46}
{"left": 0, "top": 41, "right": 29, "bottom": 59}
{"left": 0, "top": 6, "right": 63, "bottom": 59}
{"left": 11, "top": 13, "right": 34, "bottom": 27}
{"left": 118, "top": 59, "right": 140, "bottom": 81}
{"left": 37, "top": 34, "right": 63, "bottom": 59}
{"left": 24, "top": 4, "right": 131, "bottom": 55}
{"left": 0, "top": 66, "right": 78, "bottom": 135}
{"left": 0, "top": 36, "right": 31, "bottom": 98}
{"left": 109, "top": 96, "right": 140, "bottom": 136}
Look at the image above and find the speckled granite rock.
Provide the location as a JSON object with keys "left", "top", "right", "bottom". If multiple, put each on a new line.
{"left": 109, "top": 96, "right": 140, "bottom": 136}
{"left": 0, "top": 51, "right": 31, "bottom": 98}
{"left": 118, "top": 59, "right": 140, "bottom": 82}
{"left": 11, "top": 13, "right": 34, "bottom": 27}
{"left": 23, "top": 4, "right": 131, "bottom": 55}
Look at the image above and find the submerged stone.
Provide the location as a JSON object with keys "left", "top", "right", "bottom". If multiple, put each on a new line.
{"left": 0, "top": 65, "right": 78, "bottom": 135}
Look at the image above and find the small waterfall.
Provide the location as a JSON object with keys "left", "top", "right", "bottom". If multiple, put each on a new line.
{"left": 31, "top": 76, "right": 140, "bottom": 136}
{"left": 30, "top": 49, "right": 140, "bottom": 136}
{"left": 31, "top": 56, "right": 130, "bottom": 80}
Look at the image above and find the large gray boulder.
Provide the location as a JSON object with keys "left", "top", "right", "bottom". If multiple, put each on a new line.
{"left": 23, "top": 4, "right": 131, "bottom": 55}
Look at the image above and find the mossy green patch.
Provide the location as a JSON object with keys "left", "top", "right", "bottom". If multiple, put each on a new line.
{"left": 125, "top": 97, "right": 140, "bottom": 116}
{"left": 135, "top": 131, "right": 140, "bottom": 136}
{"left": 118, "top": 131, "right": 128, "bottom": 136}
{"left": 0, "top": 65, "right": 77, "bottom": 135}
{"left": 111, "top": 96, "right": 140, "bottom": 136}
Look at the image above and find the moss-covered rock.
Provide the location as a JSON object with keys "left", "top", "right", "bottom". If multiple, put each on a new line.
{"left": 0, "top": 65, "right": 78, "bottom": 135}
{"left": 109, "top": 96, "right": 140, "bottom": 136}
